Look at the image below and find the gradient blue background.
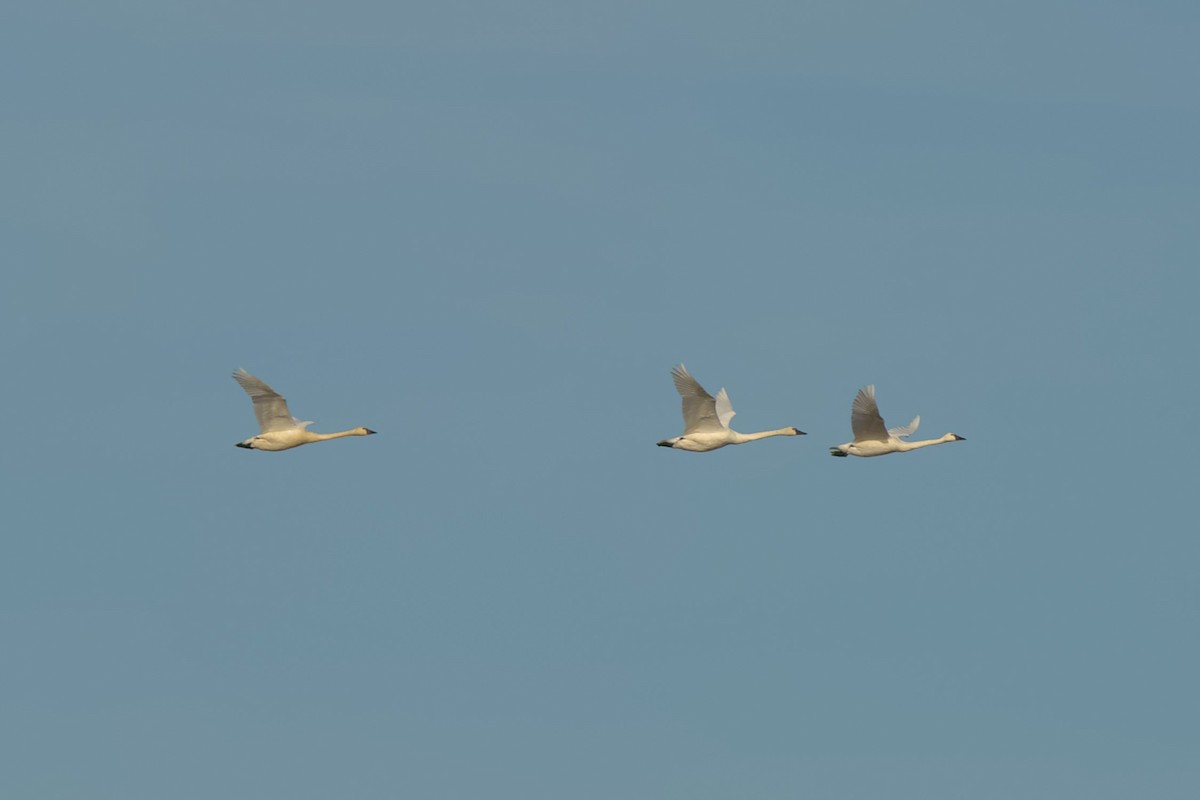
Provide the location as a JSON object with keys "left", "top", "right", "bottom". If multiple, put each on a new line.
{"left": 3, "top": 2, "right": 1198, "bottom": 797}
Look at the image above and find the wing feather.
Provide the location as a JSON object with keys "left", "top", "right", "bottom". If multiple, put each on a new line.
{"left": 714, "top": 388, "right": 736, "bottom": 429}
{"left": 233, "top": 369, "right": 305, "bottom": 433}
{"left": 888, "top": 415, "right": 921, "bottom": 439}
{"left": 670, "top": 364, "right": 725, "bottom": 434}
{"left": 850, "top": 384, "right": 889, "bottom": 442}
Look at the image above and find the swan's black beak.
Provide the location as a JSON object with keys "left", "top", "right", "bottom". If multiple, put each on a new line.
{"left": 235, "top": 442, "right": 252, "bottom": 449}
{"left": 656, "top": 440, "right": 672, "bottom": 447}
{"left": 793, "top": 428, "right": 806, "bottom": 435}
{"left": 365, "top": 429, "right": 377, "bottom": 435}
{"left": 953, "top": 434, "right": 966, "bottom": 441}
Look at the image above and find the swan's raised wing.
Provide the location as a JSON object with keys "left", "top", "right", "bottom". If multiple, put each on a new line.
{"left": 233, "top": 369, "right": 307, "bottom": 433}
{"left": 671, "top": 364, "right": 725, "bottom": 433}
{"left": 714, "top": 388, "right": 736, "bottom": 429}
{"left": 850, "top": 384, "right": 889, "bottom": 442}
{"left": 888, "top": 415, "right": 921, "bottom": 439}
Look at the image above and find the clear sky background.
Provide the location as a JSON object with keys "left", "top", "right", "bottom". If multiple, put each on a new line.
{"left": 3, "top": 2, "right": 1198, "bottom": 798}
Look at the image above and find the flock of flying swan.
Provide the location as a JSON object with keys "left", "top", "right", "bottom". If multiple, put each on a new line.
{"left": 232, "top": 366, "right": 965, "bottom": 458}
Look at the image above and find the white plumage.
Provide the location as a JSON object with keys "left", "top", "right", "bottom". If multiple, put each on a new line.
{"left": 657, "top": 364, "right": 805, "bottom": 453}
{"left": 830, "top": 384, "right": 963, "bottom": 458}
{"left": 233, "top": 369, "right": 376, "bottom": 452}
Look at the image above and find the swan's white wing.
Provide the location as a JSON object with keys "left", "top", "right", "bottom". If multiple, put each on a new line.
{"left": 850, "top": 384, "right": 889, "bottom": 442}
{"left": 233, "top": 369, "right": 306, "bottom": 433}
{"left": 888, "top": 415, "right": 921, "bottom": 439}
{"left": 714, "top": 388, "right": 736, "bottom": 430}
{"left": 671, "top": 364, "right": 724, "bottom": 434}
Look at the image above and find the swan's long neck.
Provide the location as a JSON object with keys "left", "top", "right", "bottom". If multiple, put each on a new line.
{"left": 311, "top": 428, "right": 370, "bottom": 442}
{"left": 897, "top": 434, "right": 956, "bottom": 452}
{"left": 732, "top": 427, "right": 801, "bottom": 444}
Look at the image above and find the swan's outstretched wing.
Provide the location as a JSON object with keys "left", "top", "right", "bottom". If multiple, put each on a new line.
{"left": 233, "top": 369, "right": 308, "bottom": 433}
{"left": 714, "top": 388, "right": 736, "bottom": 429}
{"left": 888, "top": 415, "right": 921, "bottom": 439}
{"left": 671, "top": 364, "right": 726, "bottom": 433}
{"left": 850, "top": 384, "right": 889, "bottom": 442}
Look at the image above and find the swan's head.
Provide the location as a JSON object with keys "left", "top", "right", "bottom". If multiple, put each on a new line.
{"left": 356, "top": 427, "right": 377, "bottom": 436}
{"left": 787, "top": 427, "right": 806, "bottom": 436}
{"left": 946, "top": 433, "right": 966, "bottom": 442}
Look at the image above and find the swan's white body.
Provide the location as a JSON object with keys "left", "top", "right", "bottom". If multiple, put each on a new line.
{"left": 233, "top": 369, "right": 376, "bottom": 452}
{"left": 657, "top": 364, "right": 804, "bottom": 452}
{"left": 830, "top": 384, "right": 964, "bottom": 458}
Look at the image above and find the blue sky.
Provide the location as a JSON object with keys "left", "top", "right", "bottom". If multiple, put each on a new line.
{"left": 2, "top": 2, "right": 1198, "bottom": 797}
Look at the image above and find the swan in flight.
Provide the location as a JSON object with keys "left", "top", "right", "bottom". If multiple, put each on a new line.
{"left": 830, "top": 384, "right": 964, "bottom": 457}
{"left": 232, "top": 368, "right": 376, "bottom": 452}
{"left": 657, "top": 364, "right": 805, "bottom": 452}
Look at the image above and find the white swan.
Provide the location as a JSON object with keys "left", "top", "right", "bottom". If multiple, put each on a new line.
{"left": 232, "top": 368, "right": 376, "bottom": 452}
{"left": 830, "top": 384, "right": 964, "bottom": 457}
{"left": 657, "top": 364, "right": 805, "bottom": 452}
